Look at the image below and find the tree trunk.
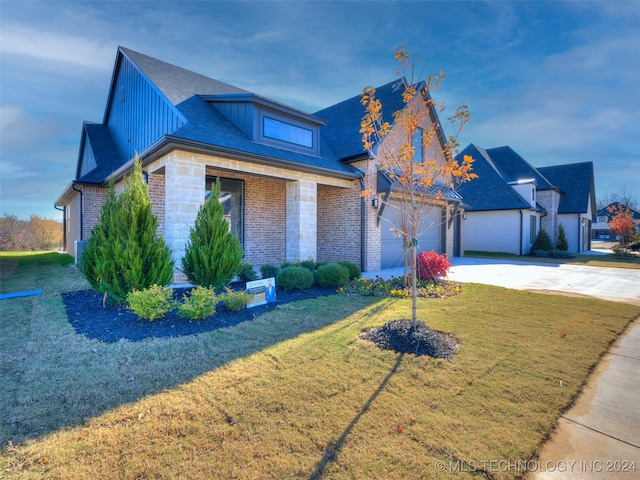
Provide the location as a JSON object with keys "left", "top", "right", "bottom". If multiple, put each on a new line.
{"left": 410, "top": 243, "right": 417, "bottom": 327}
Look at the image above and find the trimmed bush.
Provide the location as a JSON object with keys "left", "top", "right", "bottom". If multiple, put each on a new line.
{"left": 531, "top": 228, "right": 553, "bottom": 252}
{"left": 177, "top": 286, "right": 217, "bottom": 320}
{"left": 260, "top": 264, "right": 279, "bottom": 279}
{"left": 181, "top": 178, "right": 243, "bottom": 289}
{"left": 127, "top": 285, "right": 175, "bottom": 321}
{"left": 222, "top": 288, "right": 251, "bottom": 311}
{"left": 276, "top": 266, "right": 314, "bottom": 290}
{"left": 81, "top": 157, "right": 174, "bottom": 304}
{"left": 237, "top": 262, "right": 258, "bottom": 282}
{"left": 417, "top": 250, "right": 451, "bottom": 281}
{"left": 338, "top": 260, "right": 361, "bottom": 280}
{"left": 556, "top": 223, "right": 569, "bottom": 251}
{"left": 316, "top": 263, "right": 350, "bottom": 287}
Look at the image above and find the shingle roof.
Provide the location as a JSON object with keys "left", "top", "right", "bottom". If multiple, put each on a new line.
{"left": 314, "top": 79, "right": 407, "bottom": 160}
{"left": 597, "top": 202, "right": 640, "bottom": 221}
{"left": 76, "top": 122, "right": 122, "bottom": 183}
{"left": 119, "top": 47, "right": 249, "bottom": 106}
{"left": 483, "top": 146, "right": 555, "bottom": 190}
{"left": 538, "top": 162, "right": 595, "bottom": 214}
{"left": 456, "top": 144, "right": 534, "bottom": 211}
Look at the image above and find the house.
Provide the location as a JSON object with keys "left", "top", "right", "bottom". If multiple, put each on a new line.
{"left": 455, "top": 144, "right": 596, "bottom": 255}
{"left": 54, "top": 47, "right": 463, "bottom": 281}
{"left": 593, "top": 202, "right": 640, "bottom": 240}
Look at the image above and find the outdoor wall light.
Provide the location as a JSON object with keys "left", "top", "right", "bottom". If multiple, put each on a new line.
{"left": 462, "top": 212, "right": 467, "bottom": 220}
{"left": 372, "top": 198, "right": 379, "bottom": 208}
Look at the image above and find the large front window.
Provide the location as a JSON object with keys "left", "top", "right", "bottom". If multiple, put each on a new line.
{"left": 206, "top": 177, "right": 244, "bottom": 245}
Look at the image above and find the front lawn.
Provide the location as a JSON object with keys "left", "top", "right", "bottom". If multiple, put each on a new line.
{"left": 1, "top": 252, "right": 639, "bottom": 479}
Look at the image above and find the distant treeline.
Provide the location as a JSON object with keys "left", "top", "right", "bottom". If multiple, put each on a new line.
{"left": 0, "top": 215, "right": 63, "bottom": 251}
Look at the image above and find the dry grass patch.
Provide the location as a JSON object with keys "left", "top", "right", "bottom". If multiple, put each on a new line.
{"left": 1, "top": 254, "right": 639, "bottom": 479}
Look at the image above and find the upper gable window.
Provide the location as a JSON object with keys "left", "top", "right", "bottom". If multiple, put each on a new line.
{"left": 264, "top": 117, "right": 313, "bottom": 148}
{"left": 258, "top": 109, "right": 318, "bottom": 155}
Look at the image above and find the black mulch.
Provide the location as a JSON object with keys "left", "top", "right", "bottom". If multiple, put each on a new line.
{"left": 359, "top": 319, "right": 460, "bottom": 358}
{"left": 62, "top": 285, "right": 337, "bottom": 343}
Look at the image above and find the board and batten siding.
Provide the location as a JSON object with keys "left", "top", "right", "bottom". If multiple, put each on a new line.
{"left": 105, "top": 57, "right": 184, "bottom": 162}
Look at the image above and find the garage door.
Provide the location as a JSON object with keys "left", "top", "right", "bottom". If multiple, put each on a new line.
{"left": 380, "top": 202, "right": 443, "bottom": 268}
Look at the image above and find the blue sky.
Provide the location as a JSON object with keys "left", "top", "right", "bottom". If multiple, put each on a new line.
{"left": 1, "top": 0, "right": 639, "bottom": 220}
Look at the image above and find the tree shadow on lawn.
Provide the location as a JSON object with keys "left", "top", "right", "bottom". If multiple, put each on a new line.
{"left": 3, "top": 288, "right": 380, "bottom": 445}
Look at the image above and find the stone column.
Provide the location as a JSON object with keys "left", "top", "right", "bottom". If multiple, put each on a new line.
{"left": 164, "top": 154, "right": 206, "bottom": 283}
{"left": 286, "top": 179, "right": 317, "bottom": 262}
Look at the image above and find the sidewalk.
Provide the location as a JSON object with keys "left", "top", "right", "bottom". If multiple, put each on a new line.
{"left": 364, "top": 258, "right": 640, "bottom": 477}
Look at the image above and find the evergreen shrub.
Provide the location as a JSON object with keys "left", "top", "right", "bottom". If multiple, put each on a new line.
{"left": 556, "top": 223, "right": 569, "bottom": 251}
{"left": 260, "top": 264, "right": 279, "bottom": 279}
{"left": 126, "top": 285, "right": 176, "bottom": 321}
{"left": 531, "top": 228, "right": 553, "bottom": 252}
{"left": 181, "top": 178, "right": 243, "bottom": 289}
{"left": 237, "top": 262, "right": 258, "bottom": 282}
{"left": 338, "top": 261, "right": 361, "bottom": 280}
{"left": 315, "top": 263, "right": 350, "bottom": 287}
{"left": 276, "top": 266, "right": 314, "bottom": 290}
{"left": 81, "top": 157, "right": 174, "bottom": 303}
{"left": 177, "top": 286, "right": 217, "bottom": 319}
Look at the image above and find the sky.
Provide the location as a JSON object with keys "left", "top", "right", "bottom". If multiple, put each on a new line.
{"left": 1, "top": 0, "right": 639, "bottom": 221}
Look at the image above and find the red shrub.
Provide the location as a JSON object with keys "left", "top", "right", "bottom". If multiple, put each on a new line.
{"left": 417, "top": 251, "right": 451, "bottom": 281}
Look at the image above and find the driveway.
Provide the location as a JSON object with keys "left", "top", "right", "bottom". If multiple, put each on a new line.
{"left": 366, "top": 257, "right": 640, "bottom": 306}
{"left": 447, "top": 257, "right": 640, "bottom": 306}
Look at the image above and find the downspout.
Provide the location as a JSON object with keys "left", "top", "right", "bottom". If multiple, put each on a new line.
{"left": 54, "top": 205, "right": 66, "bottom": 252}
{"left": 519, "top": 210, "right": 523, "bottom": 256}
{"left": 359, "top": 178, "right": 366, "bottom": 272}
{"left": 72, "top": 183, "right": 84, "bottom": 240}
{"left": 577, "top": 213, "right": 581, "bottom": 253}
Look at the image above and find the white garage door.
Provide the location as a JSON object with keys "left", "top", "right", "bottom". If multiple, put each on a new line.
{"left": 380, "top": 202, "right": 443, "bottom": 268}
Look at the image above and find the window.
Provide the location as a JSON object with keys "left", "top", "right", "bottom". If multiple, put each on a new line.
{"left": 205, "top": 177, "right": 244, "bottom": 245}
{"left": 530, "top": 216, "right": 537, "bottom": 244}
{"left": 413, "top": 129, "right": 423, "bottom": 163}
{"left": 263, "top": 117, "right": 313, "bottom": 148}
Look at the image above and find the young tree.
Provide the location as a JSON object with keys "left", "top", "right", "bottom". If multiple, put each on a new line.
{"left": 181, "top": 178, "right": 244, "bottom": 289}
{"left": 81, "top": 156, "right": 174, "bottom": 304}
{"left": 360, "top": 47, "right": 476, "bottom": 325}
{"left": 607, "top": 204, "right": 637, "bottom": 252}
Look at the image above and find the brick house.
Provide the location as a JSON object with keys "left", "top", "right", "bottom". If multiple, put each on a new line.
{"left": 54, "top": 47, "right": 463, "bottom": 282}
{"left": 456, "top": 144, "right": 596, "bottom": 255}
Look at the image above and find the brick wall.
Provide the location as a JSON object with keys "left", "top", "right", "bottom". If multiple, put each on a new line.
{"left": 82, "top": 185, "right": 107, "bottom": 240}
{"left": 148, "top": 173, "right": 165, "bottom": 236}
{"left": 207, "top": 168, "right": 287, "bottom": 268}
{"left": 317, "top": 181, "right": 361, "bottom": 266}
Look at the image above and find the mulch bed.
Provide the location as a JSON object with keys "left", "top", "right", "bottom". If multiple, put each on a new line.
{"left": 62, "top": 287, "right": 460, "bottom": 358}
{"left": 61, "top": 285, "right": 337, "bottom": 343}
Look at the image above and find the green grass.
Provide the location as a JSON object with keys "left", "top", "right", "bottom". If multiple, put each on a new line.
{"left": 1, "top": 252, "right": 639, "bottom": 479}
{"left": 465, "top": 250, "right": 640, "bottom": 269}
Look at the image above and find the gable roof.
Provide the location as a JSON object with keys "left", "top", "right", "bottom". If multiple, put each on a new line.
{"left": 74, "top": 47, "right": 361, "bottom": 187}
{"left": 483, "top": 146, "right": 556, "bottom": 190}
{"left": 538, "top": 162, "right": 596, "bottom": 214}
{"left": 456, "top": 144, "right": 535, "bottom": 211}
{"left": 597, "top": 202, "right": 640, "bottom": 221}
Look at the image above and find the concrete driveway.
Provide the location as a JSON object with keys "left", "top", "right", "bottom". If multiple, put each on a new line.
{"left": 447, "top": 257, "right": 640, "bottom": 306}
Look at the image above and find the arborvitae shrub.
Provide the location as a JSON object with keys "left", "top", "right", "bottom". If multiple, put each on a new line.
{"left": 276, "top": 266, "right": 314, "bottom": 290}
{"left": 181, "top": 178, "right": 243, "bottom": 289}
{"left": 260, "top": 264, "right": 279, "bottom": 279}
{"left": 338, "top": 260, "right": 361, "bottom": 280}
{"left": 531, "top": 228, "right": 553, "bottom": 252}
{"left": 556, "top": 223, "right": 569, "bottom": 251}
{"left": 81, "top": 157, "right": 174, "bottom": 304}
{"left": 316, "top": 263, "right": 350, "bottom": 287}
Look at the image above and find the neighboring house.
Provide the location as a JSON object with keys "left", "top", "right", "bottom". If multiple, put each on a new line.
{"left": 55, "top": 47, "right": 463, "bottom": 281}
{"left": 593, "top": 202, "right": 640, "bottom": 240}
{"left": 455, "top": 144, "right": 596, "bottom": 255}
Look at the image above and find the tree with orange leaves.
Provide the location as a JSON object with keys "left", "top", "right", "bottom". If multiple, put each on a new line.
{"left": 360, "top": 47, "right": 476, "bottom": 325}
{"left": 607, "top": 204, "right": 637, "bottom": 253}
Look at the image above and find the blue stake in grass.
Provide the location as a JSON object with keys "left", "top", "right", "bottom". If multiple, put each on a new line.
{"left": 0, "top": 290, "right": 42, "bottom": 300}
